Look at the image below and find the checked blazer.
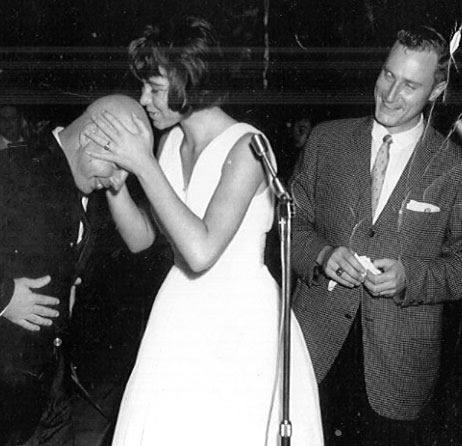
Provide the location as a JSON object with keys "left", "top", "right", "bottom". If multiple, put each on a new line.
{"left": 290, "top": 116, "right": 462, "bottom": 421}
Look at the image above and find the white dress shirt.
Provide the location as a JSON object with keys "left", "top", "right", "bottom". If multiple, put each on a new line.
{"left": 371, "top": 116, "right": 424, "bottom": 223}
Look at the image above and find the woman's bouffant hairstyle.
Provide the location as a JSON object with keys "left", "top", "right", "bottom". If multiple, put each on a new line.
{"left": 128, "top": 16, "right": 229, "bottom": 114}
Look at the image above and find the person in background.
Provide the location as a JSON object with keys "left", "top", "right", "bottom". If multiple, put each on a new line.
{"left": 278, "top": 116, "right": 312, "bottom": 182}
{"left": 0, "top": 105, "right": 27, "bottom": 150}
{"left": 291, "top": 117, "right": 312, "bottom": 150}
{"left": 290, "top": 25, "right": 462, "bottom": 445}
{"left": 0, "top": 94, "right": 147, "bottom": 446}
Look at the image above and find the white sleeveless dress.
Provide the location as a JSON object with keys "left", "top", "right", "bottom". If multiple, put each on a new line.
{"left": 112, "top": 123, "right": 324, "bottom": 446}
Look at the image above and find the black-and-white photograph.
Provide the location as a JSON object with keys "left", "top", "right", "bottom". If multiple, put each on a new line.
{"left": 1, "top": 1, "right": 462, "bottom": 445}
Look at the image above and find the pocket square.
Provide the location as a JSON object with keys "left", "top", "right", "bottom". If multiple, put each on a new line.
{"left": 406, "top": 200, "right": 440, "bottom": 213}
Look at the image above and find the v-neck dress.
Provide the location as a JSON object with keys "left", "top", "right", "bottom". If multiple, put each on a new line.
{"left": 112, "top": 123, "right": 324, "bottom": 446}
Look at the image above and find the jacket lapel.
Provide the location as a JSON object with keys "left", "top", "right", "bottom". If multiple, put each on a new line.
{"left": 405, "top": 125, "right": 444, "bottom": 190}
{"left": 350, "top": 118, "right": 374, "bottom": 225}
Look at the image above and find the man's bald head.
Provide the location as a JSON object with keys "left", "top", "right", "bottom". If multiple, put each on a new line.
{"left": 84, "top": 95, "right": 153, "bottom": 146}
{"left": 59, "top": 94, "right": 153, "bottom": 195}
{"left": 61, "top": 94, "right": 154, "bottom": 155}
{"left": 86, "top": 94, "right": 151, "bottom": 133}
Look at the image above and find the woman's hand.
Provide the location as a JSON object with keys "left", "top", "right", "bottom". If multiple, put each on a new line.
{"left": 85, "top": 110, "right": 155, "bottom": 175}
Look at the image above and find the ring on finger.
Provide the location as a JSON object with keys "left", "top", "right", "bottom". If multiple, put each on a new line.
{"left": 336, "top": 267, "right": 344, "bottom": 277}
{"left": 103, "top": 141, "right": 111, "bottom": 151}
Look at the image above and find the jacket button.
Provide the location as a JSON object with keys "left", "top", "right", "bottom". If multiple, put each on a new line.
{"left": 344, "top": 313, "right": 352, "bottom": 319}
{"left": 369, "top": 228, "right": 376, "bottom": 237}
{"left": 53, "top": 337, "right": 62, "bottom": 347}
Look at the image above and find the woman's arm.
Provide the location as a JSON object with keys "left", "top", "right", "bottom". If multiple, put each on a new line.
{"left": 136, "top": 133, "right": 265, "bottom": 272}
{"left": 87, "top": 113, "right": 266, "bottom": 272}
{"left": 106, "top": 182, "right": 156, "bottom": 252}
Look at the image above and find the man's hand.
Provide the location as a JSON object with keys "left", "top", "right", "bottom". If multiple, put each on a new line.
{"left": 2, "top": 276, "right": 60, "bottom": 331}
{"left": 363, "top": 258, "right": 406, "bottom": 297}
{"left": 321, "top": 246, "right": 366, "bottom": 288}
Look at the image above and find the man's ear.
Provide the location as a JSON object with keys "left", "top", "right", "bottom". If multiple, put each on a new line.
{"left": 78, "top": 129, "right": 88, "bottom": 149}
{"left": 78, "top": 122, "right": 97, "bottom": 149}
{"left": 429, "top": 81, "right": 447, "bottom": 102}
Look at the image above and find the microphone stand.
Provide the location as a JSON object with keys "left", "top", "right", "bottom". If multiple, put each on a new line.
{"left": 250, "top": 135, "right": 294, "bottom": 446}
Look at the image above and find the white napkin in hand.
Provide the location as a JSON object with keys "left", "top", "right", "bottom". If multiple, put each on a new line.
{"left": 328, "top": 253, "right": 380, "bottom": 291}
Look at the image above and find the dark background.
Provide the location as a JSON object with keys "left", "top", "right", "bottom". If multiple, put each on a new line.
{"left": 1, "top": 0, "right": 462, "bottom": 129}
{"left": 2, "top": 1, "right": 462, "bottom": 443}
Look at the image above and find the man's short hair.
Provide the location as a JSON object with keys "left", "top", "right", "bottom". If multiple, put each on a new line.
{"left": 128, "top": 15, "right": 229, "bottom": 114}
{"left": 397, "top": 26, "right": 449, "bottom": 84}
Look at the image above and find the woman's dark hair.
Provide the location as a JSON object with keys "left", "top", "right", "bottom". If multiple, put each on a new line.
{"left": 129, "top": 15, "right": 228, "bottom": 114}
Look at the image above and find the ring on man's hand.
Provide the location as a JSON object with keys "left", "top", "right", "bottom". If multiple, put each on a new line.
{"left": 103, "top": 141, "right": 111, "bottom": 151}
{"left": 336, "top": 267, "right": 343, "bottom": 277}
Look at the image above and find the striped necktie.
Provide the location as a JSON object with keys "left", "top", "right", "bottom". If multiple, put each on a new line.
{"left": 371, "top": 134, "right": 392, "bottom": 217}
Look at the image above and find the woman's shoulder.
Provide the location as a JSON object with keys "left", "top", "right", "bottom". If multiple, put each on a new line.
{"left": 215, "top": 122, "right": 262, "bottom": 148}
{"left": 197, "top": 108, "right": 261, "bottom": 141}
{"left": 226, "top": 121, "right": 260, "bottom": 135}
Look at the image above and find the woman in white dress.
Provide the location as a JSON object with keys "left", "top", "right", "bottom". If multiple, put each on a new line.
{"left": 88, "top": 15, "right": 323, "bottom": 446}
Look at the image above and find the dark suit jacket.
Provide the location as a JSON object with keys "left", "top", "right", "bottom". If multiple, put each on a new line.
{"left": 290, "top": 116, "right": 462, "bottom": 420}
{"left": 0, "top": 137, "right": 84, "bottom": 441}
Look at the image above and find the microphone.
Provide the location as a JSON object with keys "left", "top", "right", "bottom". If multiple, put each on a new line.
{"left": 455, "top": 119, "right": 462, "bottom": 138}
{"left": 250, "top": 135, "right": 294, "bottom": 439}
{"left": 250, "top": 134, "right": 291, "bottom": 201}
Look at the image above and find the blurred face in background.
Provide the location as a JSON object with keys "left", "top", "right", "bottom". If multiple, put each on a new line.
{"left": 291, "top": 118, "right": 312, "bottom": 149}
{"left": 0, "top": 106, "right": 22, "bottom": 142}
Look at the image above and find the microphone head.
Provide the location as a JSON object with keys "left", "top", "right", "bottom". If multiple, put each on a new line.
{"left": 250, "top": 134, "right": 268, "bottom": 158}
{"left": 455, "top": 119, "right": 462, "bottom": 138}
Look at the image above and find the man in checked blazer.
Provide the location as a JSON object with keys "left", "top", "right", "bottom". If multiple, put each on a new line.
{"left": 290, "top": 26, "right": 461, "bottom": 445}
{"left": 0, "top": 95, "right": 151, "bottom": 445}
